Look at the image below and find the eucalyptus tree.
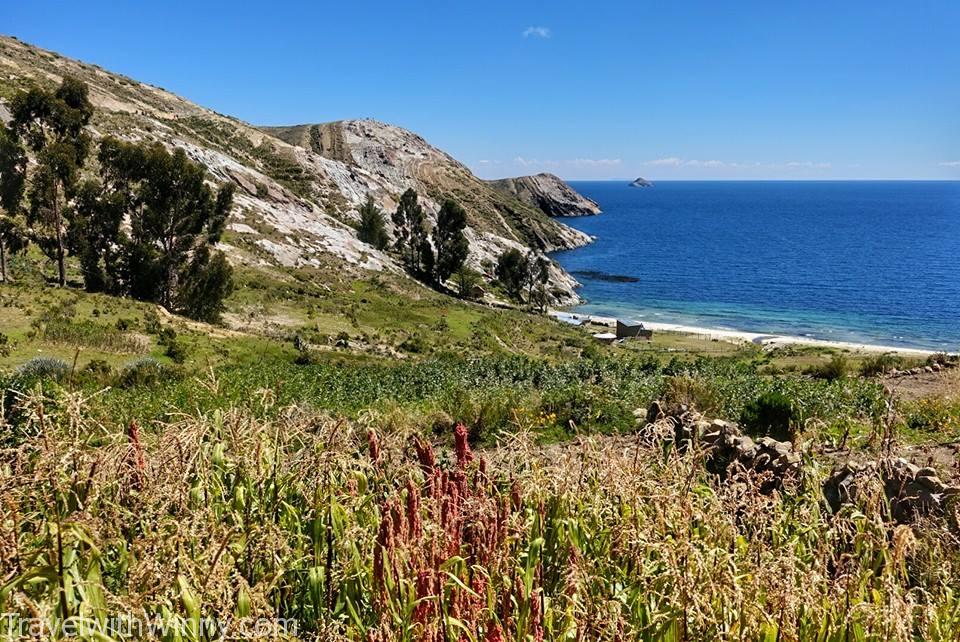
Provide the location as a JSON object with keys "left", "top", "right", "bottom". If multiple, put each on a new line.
{"left": 0, "top": 124, "right": 28, "bottom": 283}
{"left": 10, "top": 76, "right": 93, "bottom": 286}
{"left": 392, "top": 188, "right": 429, "bottom": 274}
{"left": 96, "top": 137, "right": 235, "bottom": 320}
{"left": 433, "top": 199, "right": 469, "bottom": 284}
{"left": 357, "top": 194, "right": 389, "bottom": 250}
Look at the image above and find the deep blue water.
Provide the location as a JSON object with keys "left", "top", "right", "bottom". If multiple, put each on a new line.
{"left": 554, "top": 181, "right": 960, "bottom": 351}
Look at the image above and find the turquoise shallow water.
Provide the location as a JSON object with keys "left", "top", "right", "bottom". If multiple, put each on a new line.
{"left": 553, "top": 181, "right": 960, "bottom": 351}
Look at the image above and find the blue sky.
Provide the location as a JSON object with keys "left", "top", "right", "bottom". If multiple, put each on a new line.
{"left": 4, "top": 1, "right": 958, "bottom": 180}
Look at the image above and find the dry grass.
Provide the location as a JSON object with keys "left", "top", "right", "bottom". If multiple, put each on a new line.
{"left": 2, "top": 387, "right": 960, "bottom": 641}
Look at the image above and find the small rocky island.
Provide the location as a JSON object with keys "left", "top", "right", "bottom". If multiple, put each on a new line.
{"left": 630, "top": 177, "right": 653, "bottom": 187}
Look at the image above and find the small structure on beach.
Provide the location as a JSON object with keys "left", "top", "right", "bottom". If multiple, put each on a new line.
{"left": 616, "top": 320, "right": 653, "bottom": 340}
{"left": 592, "top": 332, "right": 617, "bottom": 344}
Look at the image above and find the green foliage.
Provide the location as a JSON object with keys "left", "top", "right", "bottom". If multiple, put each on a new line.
{"left": 356, "top": 194, "right": 389, "bottom": 250}
{"left": 740, "top": 391, "right": 800, "bottom": 442}
{"left": 454, "top": 265, "right": 482, "bottom": 299}
{"left": 540, "top": 382, "right": 637, "bottom": 436}
{"left": 433, "top": 199, "right": 469, "bottom": 283}
{"left": 905, "top": 397, "right": 960, "bottom": 434}
{"left": 495, "top": 248, "right": 527, "bottom": 300}
{"left": 399, "top": 333, "right": 428, "bottom": 354}
{"left": 3, "top": 85, "right": 234, "bottom": 321}
{"left": 391, "top": 188, "right": 430, "bottom": 276}
{"left": 0, "top": 122, "right": 29, "bottom": 283}
{"left": 83, "top": 353, "right": 887, "bottom": 443}
{"left": 495, "top": 248, "right": 549, "bottom": 308}
{"left": 158, "top": 329, "right": 188, "bottom": 364}
{"left": 91, "top": 137, "right": 235, "bottom": 319}
{"left": 805, "top": 353, "right": 849, "bottom": 381}
{"left": 440, "top": 385, "right": 522, "bottom": 445}
{"left": 66, "top": 177, "right": 124, "bottom": 292}
{"left": 117, "top": 357, "right": 183, "bottom": 388}
{"left": 176, "top": 245, "right": 234, "bottom": 323}
{"left": 10, "top": 76, "right": 93, "bottom": 286}
{"left": 859, "top": 353, "right": 904, "bottom": 377}
{"left": 82, "top": 358, "right": 112, "bottom": 378}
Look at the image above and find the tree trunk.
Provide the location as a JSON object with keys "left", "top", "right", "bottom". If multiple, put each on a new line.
{"left": 53, "top": 181, "right": 66, "bottom": 287}
{"left": 0, "top": 240, "right": 6, "bottom": 284}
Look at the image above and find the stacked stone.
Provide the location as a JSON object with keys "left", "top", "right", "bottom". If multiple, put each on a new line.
{"left": 699, "top": 420, "right": 802, "bottom": 487}
{"left": 824, "top": 458, "right": 960, "bottom": 523}
{"left": 636, "top": 399, "right": 960, "bottom": 525}
{"left": 636, "top": 401, "right": 802, "bottom": 489}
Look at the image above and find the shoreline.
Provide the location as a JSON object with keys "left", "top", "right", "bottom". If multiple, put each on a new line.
{"left": 548, "top": 310, "right": 942, "bottom": 356}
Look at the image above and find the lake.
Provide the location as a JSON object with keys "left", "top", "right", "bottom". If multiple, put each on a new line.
{"left": 554, "top": 181, "right": 960, "bottom": 351}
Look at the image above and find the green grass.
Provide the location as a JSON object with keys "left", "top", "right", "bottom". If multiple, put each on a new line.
{"left": 3, "top": 351, "right": 888, "bottom": 452}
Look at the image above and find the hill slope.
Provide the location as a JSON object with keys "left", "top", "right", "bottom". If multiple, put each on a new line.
{"left": 486, "top": 172, "right": 602, "bottom": 216}
{"left": 262, "top": 121, "right": 592, "bottom": 272}
{"left": 0, "top": 35, "right": 591, "bottom": 303}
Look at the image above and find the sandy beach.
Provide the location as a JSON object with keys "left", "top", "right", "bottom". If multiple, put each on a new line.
{"left": 548, "top": 310, "right": 940, "bottom": 356}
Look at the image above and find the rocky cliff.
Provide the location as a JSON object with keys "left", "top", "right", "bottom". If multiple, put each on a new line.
{"left": 0, "top": 36, "right": 592, "bottom": 304}
{"left": 485, "top": 173, "right": 601, "bottom": 217}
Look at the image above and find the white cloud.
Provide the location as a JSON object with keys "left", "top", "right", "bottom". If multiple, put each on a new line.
{"left": 645, "top": 157, "right": 831, "bottom": 170}
{"left": 686, "top": 159, "right": 726, "bottom": 168}
{"left": 513, "top": 157, "right": 618, "bottom": 168}
{"left": 784, "top": 161, "right": 832, "bottom": 169}
{"left": 568, "top": 158, "right": 621, "bottom": 167}
{"left": 646, "top": 157, "right": 683, "bottom": 167}
{"left": 939, "top": 160, "right": 960, "bottom": 167}
{"left": 645, "top": 157, "right": 734, "bottom": 168}
{"left": 522, "top": 26, "right": 551, "bottom": 38}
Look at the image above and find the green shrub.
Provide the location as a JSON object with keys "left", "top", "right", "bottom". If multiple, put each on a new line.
{"left": 662, "top": 374, "right": 720, "bottom": 415}
{"left": 164, "top": 338, "right": 188, "bottom": 363}
{"left": 805, "top": 354, "right": 849, "bottom": 381}
{"left": 441, "top": 386, "right": 524, "bottom": 445}
{"left": 399, "top": 334, "right": 428, "bottom": 354}
{"left": 117, "top": 358, "right": 182, "bottom": 388}
{"left": 144, "top": 312, "right": 163, "bottom": 335}
{"left": 905, "top": 398, "right": 960, "bottom": 434}
{"left": 74, "top": 359, "right": 114, "bottom": 386}
{"left": 541, "top": 384, "right": 635, "bottom": 436}
{"left": 3, "top": 359, "right": 69, "bottom": 446}
{"left": 294, "top": 350, "right": 322, "bottom": 366}
{"left": 740, "top": 392, "right": 800, "bottom": 442}
{"left": 859, "top": 353, "right": 902, "bottom": 377}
